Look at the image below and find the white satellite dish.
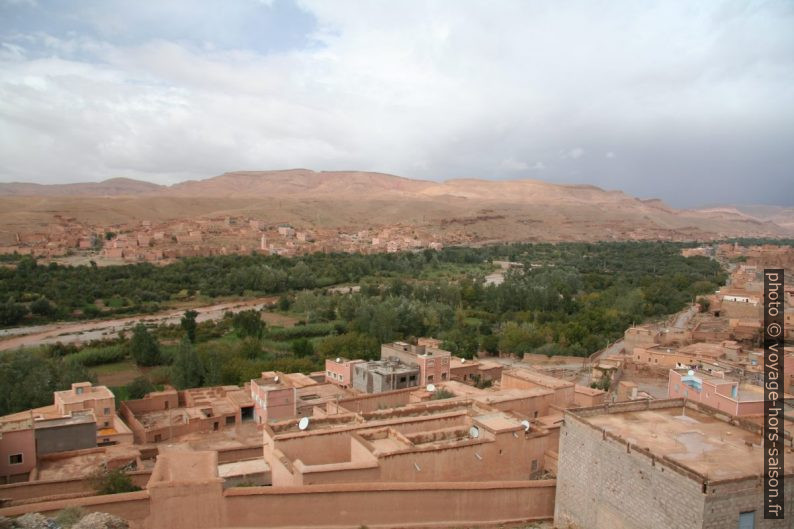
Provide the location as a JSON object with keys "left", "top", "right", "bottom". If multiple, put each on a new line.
{"left": 426, "top": 384, "right": 436, "bottom": 392}
{"left": 460, "top": 358, "right": 466, "bottom": 363}
{"left": 520, "top": 420, "right": 531, "bottom": 432}
{"left": 336, "top": 357, "right": 342, "bottom": 363}
{"left": 298, "top": 417, "right": 310, "bottom": 431}
{"left": 687, "top": 370, "right": 695, "bottom": 376}
{"left": 469, "top": 426, "right": 480, "bottom": 439}
{"left": 274, "top": 375, "right": 279, "bottom": 383}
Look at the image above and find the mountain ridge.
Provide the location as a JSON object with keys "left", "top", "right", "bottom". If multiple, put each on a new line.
{"left": 0, "top": 170, "right": 791, "bottom": 242}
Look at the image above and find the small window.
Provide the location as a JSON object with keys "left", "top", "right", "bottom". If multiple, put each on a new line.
{"left": 738, "top": 511, "right": 755, "bottom": 529}
{"left": 399, "top": 376, "right": 406, "bottom": 383}
{"left": 103, "top": 408, "right": 110, "bottom": 415}
{"left": 441, "top": 373, "right": 447, "bottom": 381}
{"left": 531, "top": 459, "right": 538, "bottom": 472}
{"left": 154, "top": 434, "right": 162, "bottom": 442}
{"left": 9, "top": 453, "right": 23, "bottom": 465}
{"left": 533, "top": 411, "right": 539, "bottom": 418}
{"left": 226, "top": 416, "right": 235, "bottom": 426}
{"left": 427, "top": 375, "right": 434, "bottom": 383}
{"left": 103, "top": 421, "right": 109, "bottom": 427}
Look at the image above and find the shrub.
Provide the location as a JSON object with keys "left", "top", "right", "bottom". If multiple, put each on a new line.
{"left": 88, "top": 467, "right": 141, "bottom": 495}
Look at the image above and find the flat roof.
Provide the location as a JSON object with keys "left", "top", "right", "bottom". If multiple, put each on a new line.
{"left": 54, "top": 385, "right": 114, "bottom": 403}
{"left": 575, "top": 403, "right": 794, "bottom": 481}
{"left": 503, "top": 368, "right": 574, "bottom": 389}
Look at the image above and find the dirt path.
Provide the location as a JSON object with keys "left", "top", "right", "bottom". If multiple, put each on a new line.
{"left": 0, "top": 296, "right": 278, "bottom": 351}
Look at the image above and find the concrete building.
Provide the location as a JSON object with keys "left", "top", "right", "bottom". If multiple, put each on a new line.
{"left": 666, "top": 368, "right": 790, "bottom": 417}
{"left": 33, "top": 411, "right": 98, "bottom": 455}
{"left": 381, "top": 342, "right": 451, "bottom": 386}
{"left": 325, "top": 358, "right": 365, "bottom": 388}
{"left": 554, "top": 399, "right": 794, "bottom": 529}
{"left": 0, "top": 419, "right": 36, "bottom": 483}
{"left": 0, "top": 411, "right": 99, "bottom": 483}
{"left": 47, "top": 382, "right": 132, "bottom": 446}
{"left": 352, "top": 359, "right": 420, "bottom": 393}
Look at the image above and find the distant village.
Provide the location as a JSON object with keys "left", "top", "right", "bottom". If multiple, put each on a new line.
{"left": 0, "top": 215, "right": 454, "bottom": 263}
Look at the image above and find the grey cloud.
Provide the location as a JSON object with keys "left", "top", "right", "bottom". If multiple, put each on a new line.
{"left": 0, "top": 0, "right": 793, "bottom": 206}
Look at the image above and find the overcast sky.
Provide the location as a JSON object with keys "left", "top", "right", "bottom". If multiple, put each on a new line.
{"left": 1, "top": 1, "right": 792, "bottom": 207}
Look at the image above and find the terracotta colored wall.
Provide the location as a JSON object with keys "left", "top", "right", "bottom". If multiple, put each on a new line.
{"left": 333, "top": 388, "right": 413, "bottom": 414}
{"left": 0, "top": 491, "right": 150, "bottom": 527}
{"left": 667, "top": 371, "right": 746, "bottom": 416}
{"left": 501, "top": 373, "right": 574, "bottom": 407}
{"left": 0, "top": 428, "right": 36, "bottom": 480}
{"left": 0, "top": 471, "right": 152, "bottom": 504}
{"left": 224, "top": 481, "right": 556, "bottom": 528}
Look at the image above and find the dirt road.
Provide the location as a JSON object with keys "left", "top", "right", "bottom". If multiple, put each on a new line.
{"left": 0, "top": 297, "right": 278, "bottom": 351}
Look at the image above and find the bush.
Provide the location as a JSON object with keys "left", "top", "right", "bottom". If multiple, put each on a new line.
{"left": 125, "top": 377, "right": 155, "bottom": 400}
{"left": 88, "top": 467, "right": 141, "bottom": 495}
{"left": 431, "top": 389, "right": 455, "bottom": 400}
{"left": 64, "top": 345, "right": 127, "bottom": 367}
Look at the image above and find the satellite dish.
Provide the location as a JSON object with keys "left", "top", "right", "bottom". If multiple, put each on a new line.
{"left": 298, "top": 417, "right": 310, "bottom": 431}
{"left": 426, "top": 384, "right": 436, "bottom": 392}
{"left": 687, "top": 370, "right": 695, "bottom": 376}
{"left": 468, "top": 426, "right": 480, "bottom": 439}
{"left": 460, "top": 358, "right": 466, "bottom": 363}
{"left": 274, "top": 375, "right": 279, "bottom": 383}
{"left": 336, "top": 357, "right": 341, "bottom": 363}
{"left": 520, "top": 420, "right": 530, "bottom": 432}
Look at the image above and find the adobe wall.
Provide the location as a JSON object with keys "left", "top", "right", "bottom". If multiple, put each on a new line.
{"left": 0, "top": 491, "right": 150, "bottom": 528}
{"left": 0, "top": 428, "right": 36, "bottom": 480}
{"left": 332, "top": 387, "right": 413, "bottom": 414}
{"left": 223, "top": 481, "right": 556, "bottom": 528}
{"left": 0, "top": 471, "right": 152, "bottom": 504}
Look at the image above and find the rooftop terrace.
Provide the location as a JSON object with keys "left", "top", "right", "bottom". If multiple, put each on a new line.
{"left": 572, "top": 400, "right": 794, "bottom": 482}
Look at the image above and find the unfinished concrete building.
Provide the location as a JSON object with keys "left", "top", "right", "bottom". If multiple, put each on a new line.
{"left": 554, "top": 399, "right": 794, "bottom": 529}
{"left": 352, "top": 359, "right": 420, "bottom": 393}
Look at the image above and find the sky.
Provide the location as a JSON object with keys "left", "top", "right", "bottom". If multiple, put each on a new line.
{"left": 1, "top": 0, "right": 792, "bottom": 207}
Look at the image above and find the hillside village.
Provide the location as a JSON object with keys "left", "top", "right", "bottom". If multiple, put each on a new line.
{"left": 0, "top": 215, "right": 451, "bottom": 263}
{"left": 0, "top": 248, "right": 792, "bottom": 528}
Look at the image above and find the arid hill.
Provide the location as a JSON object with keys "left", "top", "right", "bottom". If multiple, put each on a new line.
{"left": 0, "top": 177, "right": 163, "bottom": 196}
{"left": 0, "top": 169, "right": 791, "bottom": 245}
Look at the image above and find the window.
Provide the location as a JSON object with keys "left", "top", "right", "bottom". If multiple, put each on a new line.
{"left": 103, "top": 407, "right": 110, "bottom": 415}
{"left": 441, "top": 373, "right": 447, "bottom": 381}
{"left": 154, "top": 434, "right": 162, "bottom": 442}
{"left": 531, "top": 460, "right": 538, "bottom": 472}
{"left": 226, "top": 416, "right": 235, "bottom": 426}
{"left": 427, "top": 375, "right": 434, "bottom": 383}
{"left": 738, "top": 511, "right": 755, "bottom": 529}
{"left": 103, "top": 421, "right": 109, "bottom": 427}
{"left": 533, "top": 411, "right": 539, "bottom": 418}
{"left": 9, "top": 453, "right": 23, "bottom": 465}
{"left": 399, "top": 376, "right": 406, "bottom": 383}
